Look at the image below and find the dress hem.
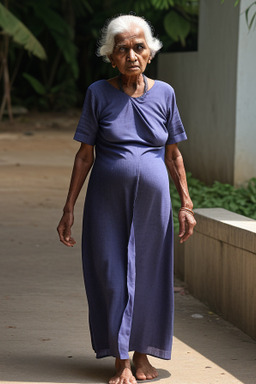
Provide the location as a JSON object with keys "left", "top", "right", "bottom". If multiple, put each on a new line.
{"left": 95, "top": 346, "right": 172, "bottom": 360}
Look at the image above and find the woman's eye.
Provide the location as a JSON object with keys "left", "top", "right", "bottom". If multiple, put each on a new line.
{"left": 119, "top": 47, "right": 126, "bottom": 52}
{"left": 136, "top": 44, "right": 144, "bottom": 51}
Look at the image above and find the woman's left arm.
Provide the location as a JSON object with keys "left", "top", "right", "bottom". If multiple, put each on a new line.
{"left": 165, "top": 143, "right": 196, "bottom": 243}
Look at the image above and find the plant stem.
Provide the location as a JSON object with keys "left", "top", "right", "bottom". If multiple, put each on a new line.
{"left": 0, "top": 34, "right": 13, "bottom": 122}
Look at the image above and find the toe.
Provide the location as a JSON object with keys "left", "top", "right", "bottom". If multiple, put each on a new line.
{"left": 136, "top": 371, "right": 147, "bottom": 381}
{"left": 109, "top": 377, "right": 119, "bottom": 384}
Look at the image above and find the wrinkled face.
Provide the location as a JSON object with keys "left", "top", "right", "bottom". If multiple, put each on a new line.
{"left": 109, "top": 26, "right": 151, "bottom": 76}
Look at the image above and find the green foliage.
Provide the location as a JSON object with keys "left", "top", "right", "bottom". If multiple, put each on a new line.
{"left": 22, "top": 71, "right": 77, "bottom": 110}
{"left": 2, "top": 0, "right": 82, "bottom": 110}
{"left": 1, "top": 0, "right": 199, "bottom": 111}
{"left": 23, "top": 73, "right": 46, "bottom": 95}
{"left": 221, "top": 0, "right": 240, "bottom": 6}
{"left": 245, "top": 2, "right": 256, "bottom": 30}
{"left": 25, "top": 1, "right": 78, "bottom": 78}
{"left": 134, "top": 0, "right": 199, "bottom": 48}
{"left": 151, "top": 0, "right": 175, "bottom": 10}
{"left": 71, "top": 0, "right": 94, "bottom": 15}
{"left": 221, "top": 0, "right": 256, "bottom": 30}
{"left": 164, "top": 10, "right": 190, "bottom": 46}
{"left": 0, "top": 3, "right": 46, "bottom": 59}
{"left": 170, "top": 174, "right": 256, "bottom": 232}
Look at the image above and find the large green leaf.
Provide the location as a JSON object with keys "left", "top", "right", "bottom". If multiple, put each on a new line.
{"left": 151, "top": 0, "right": 175, "bottom": 10}
{"left": 177, "top": 0, "right": 199, "bottom": 16}
{"left": 0, "top": 3, "right": 46, "bottom": 60}
{"left": 23, "top": 73, "right": 46, "bottom": 95}
{"left": 245, "top": 1, "right": 256, "bottom": 30}
{"left": 164, "top": 10, "right": 190, "bottom": 46}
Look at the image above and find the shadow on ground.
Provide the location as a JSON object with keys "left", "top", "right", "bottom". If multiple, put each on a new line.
{"left": 1, "top": 354, "right": 171, "bottom": 383}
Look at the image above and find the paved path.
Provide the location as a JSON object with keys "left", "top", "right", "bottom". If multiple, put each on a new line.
{"left": 1, "top": 120, "right": 255, "bottom": 384}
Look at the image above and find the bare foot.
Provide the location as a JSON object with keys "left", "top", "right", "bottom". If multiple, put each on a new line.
{"left": 133, "top": 352, "right": 158, "bottom": 381}
{"left": 109, "top": 358, "right": 137, "bottom": 384}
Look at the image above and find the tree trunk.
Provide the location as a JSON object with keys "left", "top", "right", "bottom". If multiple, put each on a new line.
{"left": 0, "top": 34, "right": 13, "bottom": 122}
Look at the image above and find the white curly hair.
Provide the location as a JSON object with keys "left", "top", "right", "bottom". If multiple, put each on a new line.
{"left": 97, "top": 15, "right": 163, "bottom": 62}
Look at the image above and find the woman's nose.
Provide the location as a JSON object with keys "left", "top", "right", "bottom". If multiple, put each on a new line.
{"left": 127, "top": 49, "right": 137, "bottom": 62}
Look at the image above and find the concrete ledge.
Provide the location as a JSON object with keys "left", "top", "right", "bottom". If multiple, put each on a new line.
{"left": 181, "top": 208, "right": 256, "bottom": 341}
{"left": 194, "top": 208, "right": 256, "bottom": 253}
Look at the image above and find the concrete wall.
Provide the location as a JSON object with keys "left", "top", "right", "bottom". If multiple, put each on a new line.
{"left": 158, "top": 0, "right": 256, "bottom": 186}
{"left": 176, "top": 208, "right": 256, "bottom": 341}
{"left": 235, "top": 0, "right": 256, "bottom": 184}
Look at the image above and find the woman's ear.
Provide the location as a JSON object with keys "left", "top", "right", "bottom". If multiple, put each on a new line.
{"left": 109, "top": 55, "right": 116, "bottom": 68}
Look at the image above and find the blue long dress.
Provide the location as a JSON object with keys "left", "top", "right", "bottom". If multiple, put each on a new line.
{"left": 74, "top": 79, "right": 187, "bottom": 360}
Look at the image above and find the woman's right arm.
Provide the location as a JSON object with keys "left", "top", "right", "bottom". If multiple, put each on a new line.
{"left": 57, "top": 143, "right": 94, "bottom": 247}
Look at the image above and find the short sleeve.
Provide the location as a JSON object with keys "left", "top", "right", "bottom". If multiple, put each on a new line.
{"left": 74, "top": 87, "right": 99, "bottom": 145}
{"left": 166, "top": 90, "right": 187, "bottom": 145}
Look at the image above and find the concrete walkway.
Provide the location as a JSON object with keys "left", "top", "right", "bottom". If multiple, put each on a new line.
{"left": 1, "top": 119, "right": 256, "bottom": 384}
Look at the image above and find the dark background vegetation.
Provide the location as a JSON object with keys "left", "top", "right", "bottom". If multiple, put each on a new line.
{"left": 0, "top": 0, "right": 199, "bottom": 111}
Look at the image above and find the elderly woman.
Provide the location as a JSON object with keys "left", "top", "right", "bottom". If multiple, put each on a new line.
{"left": 57, "top": 14, "right": 196, "bottom": 384}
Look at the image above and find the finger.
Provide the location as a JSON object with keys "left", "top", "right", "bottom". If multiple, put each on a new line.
{"left": 180, "top": 218, "right": 196, "bottom": 243}
{"left": 178, "top": 214, "right": 186, "bottom": 238}
{"left": 57, "top": 226, "right": 67, "bottom": 243}
{"left": 59, "top": 224, "right": 70, "bottom": 239}
{"left": 58, "top": 227, "right": 76, "bottom": 247}
{"left": 180, "top": 229, "right": 193, "bottom": 243}
{"left": 67, "top": 237, "right": 76, "bottom": 246}
{"left": 60, "top": 237, "right": 76, "bottom": 247}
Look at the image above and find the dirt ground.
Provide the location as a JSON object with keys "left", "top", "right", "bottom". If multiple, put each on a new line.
{"left": 1, "top": 112, "right": 256, "bottom": 384}
{"left": 0, "top": 110, "right": 84, "bottom": 241}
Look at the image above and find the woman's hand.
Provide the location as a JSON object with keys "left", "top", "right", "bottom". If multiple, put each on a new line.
{"left": 57, "top": 143, "right": 94, "bottom": 248}
{"left": 165, "top": 144, "right": 196, "bottom": 243}
{"left": 178, "top": 209, "right": 196, "bottom": 243}
{"left": 57, "top": 211, "right": 76, "bottom": 247}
